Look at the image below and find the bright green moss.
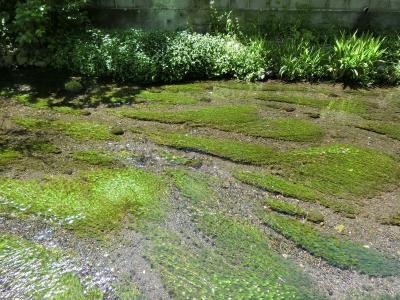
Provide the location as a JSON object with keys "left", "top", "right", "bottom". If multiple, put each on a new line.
{"left": 0, "top": 149, "right": 22, "bottom": 165}
{"left": 0, "top": 168, "right": 166, "bottom": 235}
{"left": 13, "top": 117, "right": 115, "bottom": 141}
{"left": 274, "top": 144, "right": 400, "bottom": 200}
{"left": 265, "top": 198, "right": 324, "bottom": 223}
{"left": 13, "top": 117, "right": 51, "bottom": 129}
{"left": 168, "top": 169, "right": 216, "bottom": 207}
{"left": 150, "top": 131, "right": 275, "bottom": 165}
{"left": 0, "top": 235, "right": 102, "bottom": 299}
{"left": 357, "top": 120, "right": 400, "bottom": 141}
{"left": 122, "top": 105, "right": 258, "bottom": 126}
{"left": 235, "top": 171, "right": 358, "bottom": 217}
{"left": 122, "top": 105, "right": 324, "bottom": 142}
{"left": 53, "top": 120, "right": 115, "bottom": 141}
{"left": 72, "top": 150, "right": 115, "bottom": 166}
{"left": 136, "top": 90, "right": 198, "bottom": 105}
{"left": 261, "top": 213, "right": 400, "bottom": 277}
{"left": 147, "top": 221, "right": 323, "bottom": 299}
{"left": 161, "top": 170, "right": 323, "bottom": 298}
{"left": 52, "top": 106, "right": 84, "bottom": 115}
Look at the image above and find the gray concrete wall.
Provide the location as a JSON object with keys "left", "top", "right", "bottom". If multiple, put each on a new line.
{"left": 89, "top": 0, "right": 400, "bottom": 30}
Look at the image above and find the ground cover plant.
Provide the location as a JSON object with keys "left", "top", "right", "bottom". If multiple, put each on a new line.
{"left": 14, "top": 116, "right": 117, "bottom": 141}
{"left": 147, "top": 169, "right": 324, "bottom": 299}
{"left": 265, "top": 198, "right": 324, "bottom": 223}
{"left": 261, "top": 213, "right": 400, "bottom": 277}
{"left": 0, "top": 168, "right": 166, "bottom": 235}
{"left": 1, "top": 76, "right": 400, "bottom": 299}
{"left": 122, "top": 105, "right": 324, "bottom": 142}
{"left": 0, "top": 234, "right": 101, "bottom": 299}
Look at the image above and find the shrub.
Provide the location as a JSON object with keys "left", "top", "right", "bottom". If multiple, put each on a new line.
{"left": 0, "top": 0, "right": 88, "bottom": 65}
{"left": 53, "top": 29, "right": 268, "bottom": 83}
{"left": 277, "top": 38, "right": 328, "bottom": 81}
{"left": 225, "top": 38, "right": 268, "bottom": 81}
{"left": 329, "top": 32, "right": 386, "bottom": 85}
{"left": 159, "top": 31, "right": 228, "bottom": 82}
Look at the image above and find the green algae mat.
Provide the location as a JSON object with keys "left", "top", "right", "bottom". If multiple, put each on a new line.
{"left": 1, "top": 79, "right": 400, "bottom": 299}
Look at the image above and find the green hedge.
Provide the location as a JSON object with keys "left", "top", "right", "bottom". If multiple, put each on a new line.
{"left": 1, "top": 1, "right": 400, "bottom": 86}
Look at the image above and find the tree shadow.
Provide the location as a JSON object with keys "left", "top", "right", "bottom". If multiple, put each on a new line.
{"left": 0, "top": 67, "right": 144, "bottom": 110}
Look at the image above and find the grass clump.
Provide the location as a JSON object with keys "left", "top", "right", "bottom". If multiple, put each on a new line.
{"left": 122, "top": 105, "right": 324, "bottom": 142}
{"left": 235, "top": 171, "right": 358, "bottom": 217}
{"left": 265, "top": 198, "right": 324, "bottom": 223}
{"left": 356, "top": 120, "right": 400, "bottom": 141}
{"left": 0, "top": 168, "right": 166, "bottom": 235}
{"left": 72, "top": 150, "right": 116, "bottom": 166}
{"left": 0, "top": 149, "right": 22, "bottom": 165}
{"left": 136, "top": 90, "right": 198, "bottom": 105}
{"left": 261, "top": 213, "right": 400, "bottom": 277}
{"left": 0, "top": 235, "right": 102, "bottom": 299}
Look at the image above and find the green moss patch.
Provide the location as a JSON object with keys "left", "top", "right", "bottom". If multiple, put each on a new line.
{"left": 30, "top": 143, "right": 58, "bottom": 154}
{"left": 13, "top": 117, "right": 51, "bottom": 129}
{"left": 235, "top": 171, "right": 358, "bottom": 217}
{"left": 122, "top": 105, "right": 324, "bottom": 142}
{"left": 168, "top": 169, "right": 216, "bottom": 207}
{"left": 265, "top": 198, "right": 324, "bottom": 223}
{"left": 72, "top": 150, "right": 116, "bottom": 166}
{"left": 383, "top": 212, "right": 400, "bottom": 226}
{"left": 151, "top": 131, "right": 275, "bottom": 165}
{"left": 0, "top": 168, "right": 166, "bottom": 235}
{"left": 161, "top": 83, "right": 208, "bottom": 92}
{"left": 14, "top": 117, "right": 116, "bottom": 141}
{"left": 261, "top": 213, "right": 400, "bottom": 277}
{"left": 147, "top": 221, "right": 322, "bottom": 299}
{"left": 257, "top": 94, "right": 368, "bottom": 114}
{"left": 0, "top": 149, "right": 22, "bottom": 165}
{"left": 154, "top": 170, "right": 322, "bottom": 298}
{"left": 356, "top": 120, "right": 400, "bottom": 141}
{"left": 53, "top": 120, "right": 115, "bottom": 141}
{"left": 273, "top": 145, "right": 400, "bottom": 200}
{"left": 0, "top": 234, "right": 102, "bottom": 299}
{"left": 234, "top": 144, "right": 400, "bottom": 217}
{"left": 136, "top": 90, "right": 198, "bottom": 105}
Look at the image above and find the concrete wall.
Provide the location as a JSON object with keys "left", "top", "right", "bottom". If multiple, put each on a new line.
{"left": 89, "top": 0, "right": 400, "bottom": 31}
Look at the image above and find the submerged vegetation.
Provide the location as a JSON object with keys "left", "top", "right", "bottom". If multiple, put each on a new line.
{"left": 151, "top": 169, "right": 324, "bottom": 299}
{"left": 0, "top": 235, "right": 102, "bottom": 299}
{"left": 261, "top": 213, "right": 400, "bottom": 277}
{"left": 0, "top": 168, "right": 166, "bottom": 235}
